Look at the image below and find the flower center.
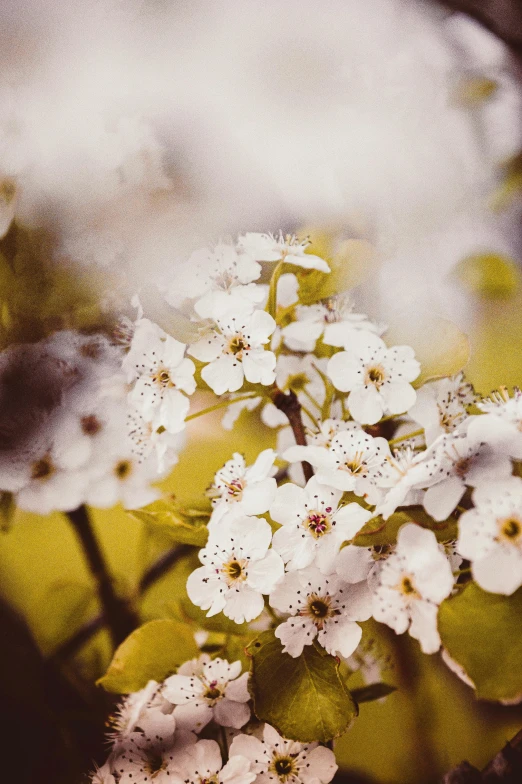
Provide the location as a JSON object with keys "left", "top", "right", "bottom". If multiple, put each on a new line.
{"left": 454, "top": 457, "right": 471, "bottom": 479}
{"left": 365, "top": 364, "right": 386, "bottom": 387}
{"left": 81, "top": 414, "right": 102, "bottom": 435}
{"left": 222, "top": 557, "right": 248, "bottom": 585}
{"left": 153, "top": 367, "right": 173, "bottom": 387}
{"left": 309, "top": 597, "right": 330, "bottom": 618}
{"left": 31, "top": 456, "right": 55, "bottom": 481}
{"left": 343, "top": 452, "right": 366, "bottom": 475}
{"left": 224, "top": 478, "right": 244, "bottom": 499}
{"left": 114, "top": 460, "right": 132, "bottom": 480}
{"left": 271, "top": 755, "right": 298, "bottom": 782}
{"left": 499, "top": 516, "right": 522, "bottom": 543}
{"left": 304, "top": 510, "right": 332, "bottom": 538}
{"left": 228, "top": 335, "right": 249, "bottom": 359}
{"left": 146, "top": 753, "right": 166, "bottom": 777}
{"left": 204, "top": 680, "right": 222, "bottom": 702}
{"left": 398, "top": 575, "right": 418, "bottom": 597}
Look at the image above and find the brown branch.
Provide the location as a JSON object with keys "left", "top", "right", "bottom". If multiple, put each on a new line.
{"left": 51, "top": 541, "right": 193, "bottom": 664}
{"left": 442, "top": 728, "right": 522, "bottom": 782}
{"left": 65, "top": 505, "right": 139, "bottom": 650}
{"left": 272, "top": 388, "right": 314, "bottom": 482}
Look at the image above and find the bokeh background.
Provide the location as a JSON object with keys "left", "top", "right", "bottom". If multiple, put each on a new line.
{"left": 2, "top": 1, "right": 522, "bottom": 782}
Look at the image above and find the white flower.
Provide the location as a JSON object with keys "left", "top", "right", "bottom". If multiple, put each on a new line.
{"left": 270, "top": 476, "right": 372, "bottom": 573}
{"left": 229, "top": 724, "right": 337, "bottom": 784}
{"left": 419, "top": 431, "right": 513, "bottom": 522}
{"left": 467, "top": 387, "right": 522, "bottom": 459}
{"left": 371, "top": 524, "right": 454, "bottom": 654}
{"left": 327, "top": 333, "right": 420, "bottom": 425}
{"left": 123, "top": 319, "right": 196, "bottom": 434}
{"left": 85, "top": 445, "right": 160, "bottom": 510}
{"left": 163, "top": 655, "right": 250, "bottom": 732}
{"left": 172, "top": 739, "right": 256, "bottom": 784}
{"left": 282, "top": 295, "right": 382, "bottom": 352}
{"left": 189, "top": 311, "right": 276, "bottom": 395}
{"left": 374, "top": 446, "right": 428, "bottom": 520}
{"left": 106, "top": 680, "right": 165, "bottom": 748}
{"left": 457, "top": 478, "right": 522, "bottom": 595}
{"left": 110, "top": 714, "right": 188, "bottom": 784}
{"left": 127, "top": 406, "right": 183, "bottom": 474}
{"left": 237, "top": 232, "right": 330, "bottom": 272}
{"left": 187, "top": 515, "right": 284, "bottom": 623}
{"left": 90, "top": 764, "right": 116, "bottom": 784}
{"left": 208, "top": 449, "right": 277, "bottom": 528}
{"left": 284, "top": 424, "right": 388, "bottom": 499}
{"left": 408, "top": 373, "right": 474, "bottom": 444}
{"left": 269, "top": 566, "right": 372, "bottom": 658}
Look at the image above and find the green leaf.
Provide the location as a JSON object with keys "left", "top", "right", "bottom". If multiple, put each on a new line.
{"left": 439, "top": 583, "right": 522, "bottom": 702}
{"left": 352, "top": 510, "right": 457, "bottom": 548}
{"left": 35, "top": 581, "right": 97, "bottom": 657}
{"left": 351, "top": 683, "right": 396, "bottom": 705}
{"left": 297, "top": 239, "right": 376, "bottom": 305}
{"left": 97, "top": 619, "right": 199, "bottom": 693}
{"left": 453, "top": 252, "right": 521, "bottom": 299}
{"left": 129, "top": 500, "right": 209, "bottom": 547}
{"left": 247, "top": 631, "right": 357, "bottom": 742}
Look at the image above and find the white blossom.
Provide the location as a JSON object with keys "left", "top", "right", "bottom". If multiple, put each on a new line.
{"left": 163, "top": 655, "right": 250, "bottom": 732}
{"left": 90, "top": 764, "right": 116, "bottom": 784}
{"left": 408, "top": 373, "right": 474, "bottom": 444}
{"left": 457, "top": 478, "right": 522, "bottom": 595}
{"left": 208, "top": 449, "right": 277, "bottom": 528}
{"left": 238, "top": 232, "right": 330, "bottom": 272}
{"left": 229, "top": 723, "right": 337, "bottom": 784}
{"left": 110, "top": 714, "right": 189, "bottom": 784}
{"left": 187, "top": 514, "right": 284, "bottom": 623}
{"left": 171, "top": 739, "right": 255, "bottom": 784}
{"left": 327, "top": 332, "right": 420, "bottom": 425}
{"left": 467, "top": 387, "right": 522, "bottom": 459}
{"left": 189, "top": 311, "right": 276, "bottom": 395}
{"left": 106, "top": 680, "right": 166, "bottom": 749}
{"left": 371, "top": 524, "right": 454, "bottom": 654}
{"left": 123, "top": 318, "right": 196, "bottom": 434}
{"left": 269, "top": 566, "right": 372, "bottom": 658}
{"left": 282, "top": 295, "right": 382, "bottom": 353}
{"left": 270, "top": 476, "right": 372, "bottom": 573}
{"left": 284, "top": 424, "right": 388, "bottom": 499}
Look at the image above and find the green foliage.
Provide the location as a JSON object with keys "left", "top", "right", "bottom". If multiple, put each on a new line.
{"left": 454, "top": 253, "right": 521, "bottom": 299}
{"left": 350, "top": 683, "right": 396, "bottom": 705}
{"left": 0, "top": 491, "right": 15, "bottom": 531}
{"left": 439, "top": 583, "right": 522, "bottom": 702}
{"left": 129, "top": 499, "right": 209, "bottom": 547}
{"left": 352, "top": 510, "right": 457, "bottom": 548}
{"left": 297, "top": 238, "right": 376, "bottom": 305}
{"left": 247, "top": 631, "right": 357, "bottom": 743}
{"left": 37, "top": 581, "right": 97, "bottom": 657}
{"left": 98, "top": 619, "right": 199, "bottom": 693}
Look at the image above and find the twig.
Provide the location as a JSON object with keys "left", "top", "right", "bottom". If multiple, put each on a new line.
{"left": 272, "top": 388, "right": 314, "bottom": 482}
{"left": 51, "top": 541, "right": 193, "bottom": 664}
{"left": 66, "top": 506, "right": 138, "bottom": 650}
{"left": 442, "top": 727, "right": 522, "bottom": 782}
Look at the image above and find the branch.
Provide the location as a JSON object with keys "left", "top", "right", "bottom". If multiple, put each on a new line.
{"left": 442, "top": 728, "right": 522, "bottom": 782}
{"left": 66, "top": 505, "right": 138, "bottom": 649}
{"left": 51, "top": 541, "right": 194, "bottom": 664}
{"left": 272, "top": 388, "right": 314, "bottom": 482}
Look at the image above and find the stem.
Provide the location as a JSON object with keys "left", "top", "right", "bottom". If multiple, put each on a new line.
{"left": 51, "top": 542, "right": 193, "bottom": 664}
{"left": 273, "top": 388, "right": 314, "bottom": 482}
{"left": 266, "top": 260, "right": 285, "bottom": 318}
{"left": 66, "top": 506, "right": 138, "bottom": 650}
{"left": 185, "top": 392, "right": 258, "bottom": 421}
{"left": 388, "top": 428, "right": 424, "bottom": 447}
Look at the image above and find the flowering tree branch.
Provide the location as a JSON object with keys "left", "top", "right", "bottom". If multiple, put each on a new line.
{"left": 51, "top": 542, "right": 194, "bottom": 663}
{"left": 66, "top": 505, "right": 138, "bottom": 649}
{"left": 272, "top": 388, "right": 314, "bottom": 482}
{"left": 442, "top": 727, "right": 522, "bottom": 781}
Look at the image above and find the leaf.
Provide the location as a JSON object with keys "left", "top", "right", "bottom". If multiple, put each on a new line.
{"left": 350, "top": 683, "right": 396, "bottom": 704}
{"left": 386, "top": 314, "right": 470, "bottom": 386}
{"left": 129, "top": 500, "right": 209, "bottom": 547}
{"left": 35, "top": 581, "right": 97, "bottom": 657}
{"left": 297, "top": 239, "right": 377, "bottom": 305}
{"left": 97, "top": 619, "right": 199, "bottom": 693}
{"left": 453, "top": 253, "right": 521, "bottom": 299}
{"left": 439, "top": 583, "right": 522, "bottom": 702}
{"left": 352, "top": 510, "right": 457, "bottom": 548}
{"left": 247, "top": 630, "right": 357, "bottom": 742}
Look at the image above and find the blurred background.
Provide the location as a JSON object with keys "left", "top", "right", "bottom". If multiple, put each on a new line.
{"left": 1, "top": 1, "right": 522, "bottom": 782}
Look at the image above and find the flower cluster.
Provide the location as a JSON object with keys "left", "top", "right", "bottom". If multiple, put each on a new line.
{"left": 92, "top": 654, "right": 337, "bottom": 784}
